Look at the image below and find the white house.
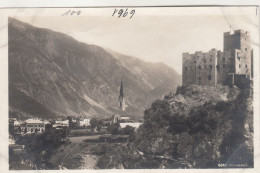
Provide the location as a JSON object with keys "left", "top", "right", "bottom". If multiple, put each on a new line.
{"left": 119, "top": 122, "right": 142, "bottom": 129}
{"left": 79, "top": 118, "right": 90, "bottom": 127}
{"left": 121, "top": 116, "right": 130, "bottom": 121}
{"left": 53, "top": 120, "right": 69, "bottom": 128}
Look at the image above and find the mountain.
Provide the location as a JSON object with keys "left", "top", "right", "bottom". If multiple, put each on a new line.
{"left": 8, "top": 18, "right": 181, "bottom": 120}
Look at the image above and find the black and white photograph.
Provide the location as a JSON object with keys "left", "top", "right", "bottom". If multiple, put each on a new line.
{"left": 1, "top": 6, "right": 259, "bottom": 170}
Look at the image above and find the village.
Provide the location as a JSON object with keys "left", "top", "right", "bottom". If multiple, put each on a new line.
{"left": 9, "top": 114, "right": 141, "bottom": 134}
{"left": 9, "top": 78, "right": 143, "bottom": 169}
{"left": 9, "top": 113, "right": 142, "bottom": 148}
{"left": 9, "top": 112, "right": 143, "bottom": 169}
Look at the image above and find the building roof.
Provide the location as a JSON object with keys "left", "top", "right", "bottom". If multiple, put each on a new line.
{"left": 121, "top": 116, "right": 130, "bottom": 119}
{"left": 25, "top": 119, "right": 44, "bottom": 124}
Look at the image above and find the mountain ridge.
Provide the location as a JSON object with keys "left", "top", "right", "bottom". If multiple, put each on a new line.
{"left": 8, "top": 17, "right": 181, "bottom": 120}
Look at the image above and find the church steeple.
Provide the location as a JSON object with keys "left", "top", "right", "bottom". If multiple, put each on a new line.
{"left": 119, "top": 77, "right": 124, "bottom": 98}
{"left": 119, "top": 77, "right": 125, "bottom": 111}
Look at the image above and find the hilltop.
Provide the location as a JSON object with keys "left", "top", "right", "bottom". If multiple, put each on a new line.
{"left": 91, "top": 84, "right": 253, "bottom": 168}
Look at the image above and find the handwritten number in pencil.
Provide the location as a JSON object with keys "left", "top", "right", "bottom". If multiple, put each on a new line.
{"left": 62, "top": 10, "right": 81, "bottom": 16}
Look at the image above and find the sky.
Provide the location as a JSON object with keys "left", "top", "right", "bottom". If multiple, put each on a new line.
{"left": 15, "top": 7, "right": 259, "bottom": 74}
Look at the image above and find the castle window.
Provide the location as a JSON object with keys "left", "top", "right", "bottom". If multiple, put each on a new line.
{"left": 216, "top": 65, "right": 220, "bottom": 71}
{"left": 245, "top": 48, "right": 247, "bottom": 51}
{"left": 237, "top": 57, "right": 240, "bottom": 61}
{"left": 208, "top": 75, "right": 211, "bottom": 81}
{"left": 194, "top": 61, "right": 196, "bottom": 63}
{"left": 199, "top": 77, "right": 201, "bottom": 81}
{"left": 239, "top": 64, "right": 241, "bottom": 68}
{"left": 198, "top": 65, "right": 201, "bottom": 69}
{"left": 245, "top": 64, "right": 248, "bottom": 68}
{"left": 185, "top": 67, "right": 187, "bottom": 71}
{"left": 223, "top": 64, "right": 226, "bottom": 68}
{"left": 223, "top": 57, "right": 225, "bottom": 62}
{"left": 209, "top": 65, "right": 212, "bottom": 69}
{"left": 204, "top": 60, "right": 206, "bottom": 63}
{"left": 211, "top": 55, "right": 212, "bottom": 57}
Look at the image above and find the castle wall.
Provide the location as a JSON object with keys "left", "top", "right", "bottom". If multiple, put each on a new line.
{"left": 182, "top": 53, "right": 196, "bottom": 86}
{"left": 216, "top": 50, "right": 236, "bottom": 84}
{"left": 182, "top": 49, "right": 217, "bottom": 86}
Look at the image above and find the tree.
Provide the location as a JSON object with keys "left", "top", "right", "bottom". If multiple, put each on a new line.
{"left": 66, "top": 116, "right": 72, "bottom": 122}
{"left": 90, "top": 118, "right": 98, "bottom": 129}
{"left": 122, "top": 125, "right": 135, "bottom": 136}
{"left": 90, "top": 118, "right": 103, "bottom": 131}
{"left": 66, "top": 116, "right": 76, "bottom": 129}
{"left": 108, "top": 123, "right": 119, "bottom": 135}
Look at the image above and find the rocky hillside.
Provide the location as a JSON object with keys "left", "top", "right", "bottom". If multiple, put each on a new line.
{"left": 8, "top": 18, "right": 181, "bottom": 119}
{"left": 95, "top": 84, "right": 253, "bottom": 168}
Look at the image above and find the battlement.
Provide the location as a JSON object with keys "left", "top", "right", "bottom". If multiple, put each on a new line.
{"left": 224, "top": 29, "right": 248, "bottom": 36}
{"left": 182, "top": 49, "right": 218, "bottom": 61}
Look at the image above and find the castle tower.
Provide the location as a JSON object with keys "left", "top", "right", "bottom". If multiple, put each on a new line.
{"left": 119, "top": 77, "right": 125, "bottom": 111}
{"left": 224, "top": 30, "right": 251, "bottom": 52}
{"left": 223, "top": 30, "right": 252, "bottom": 78}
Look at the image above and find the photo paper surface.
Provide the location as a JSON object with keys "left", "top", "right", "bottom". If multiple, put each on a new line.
{"left": 0, "top": 5, "right": 259, "bottom": 171}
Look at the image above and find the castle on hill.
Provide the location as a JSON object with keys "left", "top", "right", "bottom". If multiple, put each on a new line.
{"left": 182, "top": 30, "right": 253, "bottom": 87}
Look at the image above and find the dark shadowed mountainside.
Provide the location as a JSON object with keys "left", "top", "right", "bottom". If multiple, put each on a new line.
{"left": 8, "top": 18, "right": 181, "bottom": 119}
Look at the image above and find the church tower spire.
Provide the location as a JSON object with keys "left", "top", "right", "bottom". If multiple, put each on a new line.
{"left": 119, "top": 77, "right": 125, "bottom": 111}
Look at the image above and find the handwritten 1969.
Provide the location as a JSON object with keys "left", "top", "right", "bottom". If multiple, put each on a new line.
{"left": 112, "top": 8, "right": 135, "bottom": 19}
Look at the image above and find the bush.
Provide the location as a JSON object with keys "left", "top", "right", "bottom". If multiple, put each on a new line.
{"left": 92, "top": 144, "right": 111, "bottom": 155}
{"left": 107, "top": 123, "right": 119, "bottom": 135}
{"left": 97, "top": 154, "right": 111, "bottom": 168}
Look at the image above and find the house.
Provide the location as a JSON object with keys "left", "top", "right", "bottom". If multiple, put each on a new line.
{"left": 119, "top": 122, "right": 142, "bottom": 129}
{"left": 53, "top": 120, "right": 69, "bottom": 128}
{"left": 24, "top": 119, "right": 45, "bottom": 133}
{"left": 9, "top": 144, "right": 25, "bottom": 154}
{"left": 44, "top": 120, "right": 51, "bottom": 125}
{"left": 13, "top": 120, "right": 21, "bottom": 126}
{"left": 120, "top": 116, "right": 130, "bottom": 122}
{"left": 112, "top": 114, "right": 121, "bottom": 123}
{"left": 79, "top": 118, "right": 90, "bottom": 127}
